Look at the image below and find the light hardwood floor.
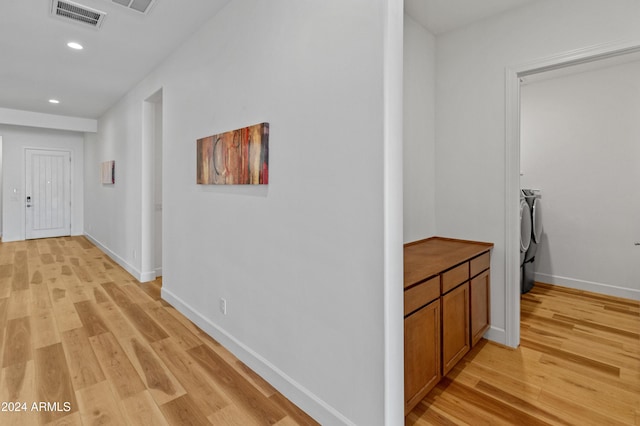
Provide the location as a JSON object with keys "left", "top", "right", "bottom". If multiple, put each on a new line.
{"left": 407, "top": 282, "right": 640, "bottom": 425}
{"left": 0, "top": 237, "right": 319, "bottom": 426}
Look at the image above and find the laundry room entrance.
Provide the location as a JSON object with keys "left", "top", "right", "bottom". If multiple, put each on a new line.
{"left": 519, "top": 54, "right": 640, "bottom": 301}
{"left": 505, "top": 41, "right": 640, "bottom": 347}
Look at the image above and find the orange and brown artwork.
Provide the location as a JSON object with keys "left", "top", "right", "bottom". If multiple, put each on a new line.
{"left": 196, "top": 122, "right": 269, "bottom": 185}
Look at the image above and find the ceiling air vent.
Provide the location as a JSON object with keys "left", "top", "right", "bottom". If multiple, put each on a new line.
{"left": 111, "top": 0, "right": 156, "bottom": 14}
{"left": 51, "top": 0, "right": 107, "bottom": 28}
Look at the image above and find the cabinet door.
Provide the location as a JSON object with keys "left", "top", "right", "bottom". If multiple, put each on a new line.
{"left": 442, "top": 282, "right": 470, "bottom": 376}
{"left": 404, "top": 299, "right": 441, "bottom": 415}
{"left": 470, "top": 269, "right": 490, "bottom": 347}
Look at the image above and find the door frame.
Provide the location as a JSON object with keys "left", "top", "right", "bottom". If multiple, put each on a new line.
{"left": 24, "top": 147, "right": 72, "bottom": 240}
{"left": 504, "top": 39, "right": 640, "bottom": 348}
{"left": 141, "top": 88, "right": 163, "bottom": 282}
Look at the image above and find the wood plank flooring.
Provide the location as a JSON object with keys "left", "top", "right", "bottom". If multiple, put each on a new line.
{"left": 0, "top": 237, "right": 319, "bottom": 426}
{"left": 407, "top": 282, "right": 640, "bottom": 425}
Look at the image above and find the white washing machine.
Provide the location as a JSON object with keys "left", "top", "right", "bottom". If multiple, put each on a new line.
{"left": 520, "top": 190, "right": 532, "bottom": 291}
{"left": 522, "top": 189, "right": 542, "bottom": 294}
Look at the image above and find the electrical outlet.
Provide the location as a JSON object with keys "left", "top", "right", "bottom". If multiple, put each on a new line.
{"left": 219, "top": 298, "right": 227, "bottom": 315}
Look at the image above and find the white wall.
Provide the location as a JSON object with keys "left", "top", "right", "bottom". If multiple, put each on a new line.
{"left": 153, "top": 100, "right": 162, "bottom": 275}
{"left": 435, "top": 0, "right": 640, "bottom": 342}
{"left": 521, "top": 60, "right": 640, "bottom": 300}
{"left": 1, "top": 125, "right": 84, "bottom": 242}
{"left": 84, "top": 0, "right": 392, "bottom": 424}
{"left": 84, "top": 99, "right": 145, "bottom": 280}
{"left": 403, "top": 14, "right": 436, "bottom": 243}
{"left": 0, "top": 136, "right": 2, "bottom": 236}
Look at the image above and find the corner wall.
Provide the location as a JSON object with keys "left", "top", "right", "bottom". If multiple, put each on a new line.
{"left": 403, "top": 14, "right": 436, "bottom": 243}
{"left": 84, "top": 0, "right": 391, "bottom": 424}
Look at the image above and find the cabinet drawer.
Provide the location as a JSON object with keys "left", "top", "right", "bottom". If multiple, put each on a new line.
{"left": 404, "top": 277, "right": 439, "bottom": 316}
{"left": 470, "top": 252, "right": 490, "bottom": 278}
{"left": 442, "top": 263, "right": 469, "bottom": 294}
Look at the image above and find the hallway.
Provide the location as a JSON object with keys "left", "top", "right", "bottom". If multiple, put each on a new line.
{"left": 0, "top": 237, "right": 317, "bottom": 425}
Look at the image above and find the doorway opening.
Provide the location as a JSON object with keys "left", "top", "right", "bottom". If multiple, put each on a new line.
{"left": 142, "top": 89, "right": 163, "bottom": 281}
{"left": 505, "top": 41, "right": 640, "bottom": 348}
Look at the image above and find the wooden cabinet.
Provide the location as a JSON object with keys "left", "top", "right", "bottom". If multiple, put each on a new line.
{"left": 404, "top": 299, "right": 440, "bottom": 415}
{"left": 442, "top": 282, "right": 470, "bottom": 375}
{"left": 470, "top": 269, "right": 490, "bottom": 347}
{"left": 403, "top": 237, "right": 493, "bottom": 415}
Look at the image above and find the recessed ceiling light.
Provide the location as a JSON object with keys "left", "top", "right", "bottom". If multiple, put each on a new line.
{"left": 67, "top": 42, "right": 83, "bottom": 50}
{"left": 49, "top": 99, "right": 60, "bottom": 104}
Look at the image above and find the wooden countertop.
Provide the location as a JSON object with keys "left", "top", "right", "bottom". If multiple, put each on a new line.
{"left": 404, "top": 237, "right": 493, "bottom": 289}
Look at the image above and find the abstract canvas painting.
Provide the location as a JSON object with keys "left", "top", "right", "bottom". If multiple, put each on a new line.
{"left": 197, "top": 122, "right": 269, "bottom": 185}
{"left": 101, "top": 160, "right": 115, "bottom": 184}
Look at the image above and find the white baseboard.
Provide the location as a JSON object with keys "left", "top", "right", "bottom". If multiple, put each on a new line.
{"left": 84, "top": 233, "right": 156, "bottom": 283}
{"left": 485, "top": 325, "right": 506, "bottom": 346}
{"left": 535, "top": 272, "right": 640, "bottom": 301}
{"left": 139, "top": 270, "right": 156, "bottom": 283}
{"left": 161, "top": 287, "right": 355, "bottom": 426}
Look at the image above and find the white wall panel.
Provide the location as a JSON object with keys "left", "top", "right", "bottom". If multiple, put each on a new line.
{"left": 84, "top": 0, "right": 391, "bottom": 424}
{"left": 403, "top": 14, "right": 437, "bottom": 243}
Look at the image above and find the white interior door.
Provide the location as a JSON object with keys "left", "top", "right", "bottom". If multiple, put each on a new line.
{"left": 25, "top": 149, "right": 71, "bottom": 240}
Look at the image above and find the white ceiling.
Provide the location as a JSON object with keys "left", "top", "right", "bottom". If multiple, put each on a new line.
{"left": 0, "top": 0, "right": 540, "bottom": 120}
{"left": 405, "top": 0, "right": 540, "bottom": 35}
{"left": 0, "top": 0, "right": 230, "bottom": 119}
